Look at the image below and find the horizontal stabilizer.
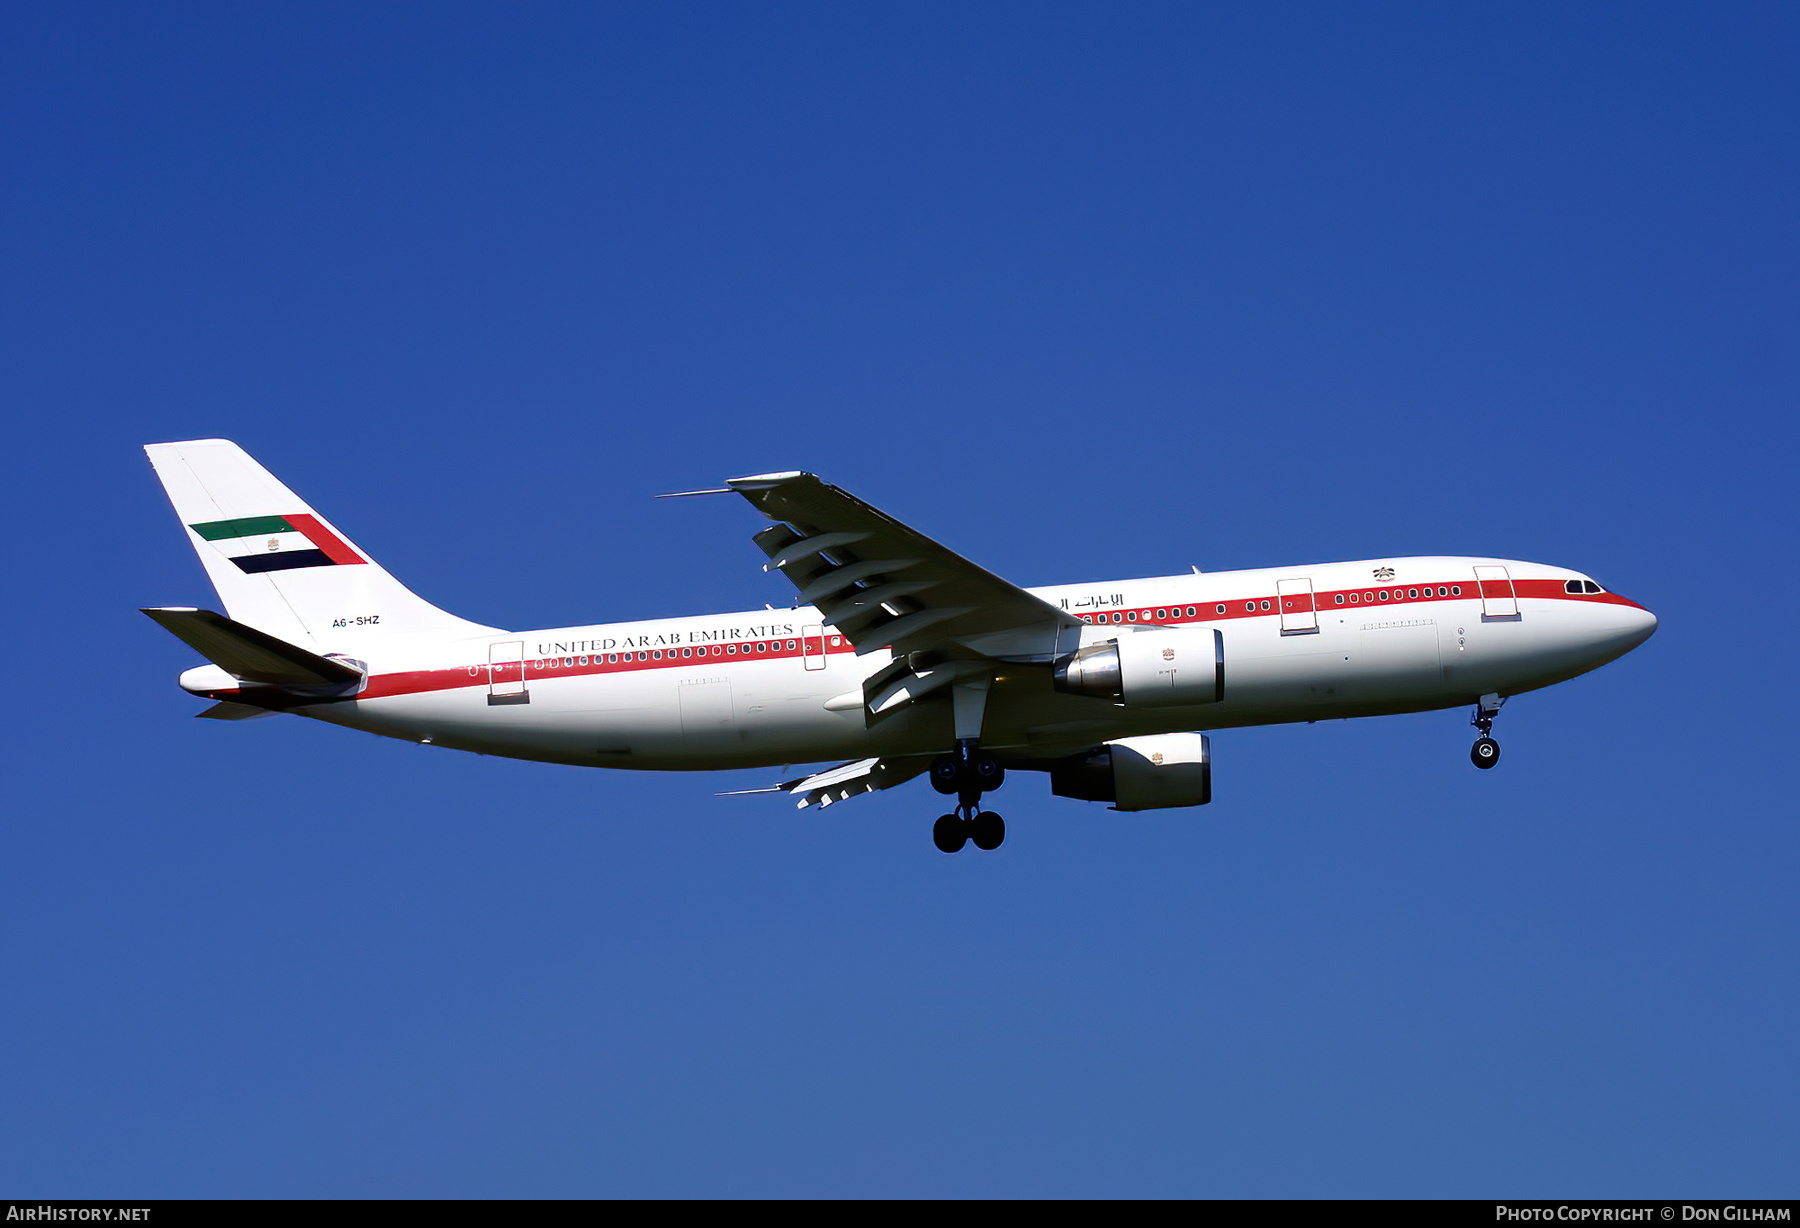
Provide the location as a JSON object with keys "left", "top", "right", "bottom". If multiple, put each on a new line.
{"left": 196, "top": 700, "right": 278, "bottom": 720}
{"left": 141, "top": 607, "right": 363, "bottom": 687}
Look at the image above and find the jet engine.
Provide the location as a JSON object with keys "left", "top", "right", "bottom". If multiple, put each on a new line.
{"left": 1052, "top": 626, "right": 1224, "bottom": 707}
{"left": 1049, "top": 733, "right": 1212, "bottom": 811}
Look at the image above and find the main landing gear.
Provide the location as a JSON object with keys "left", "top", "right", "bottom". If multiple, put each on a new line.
{"left": 930, "top": 741, "right": 1006, "bottom": 853}
{"left": 1470, "top": 693, "right": 1506, "bottom": 769}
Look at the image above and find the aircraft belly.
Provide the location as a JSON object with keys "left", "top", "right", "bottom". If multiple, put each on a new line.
{"left": 324, "top": 688, "right": 667, "bottom": 760}
{"left": 321, "top": 661, "right": 929, "bottom": 772}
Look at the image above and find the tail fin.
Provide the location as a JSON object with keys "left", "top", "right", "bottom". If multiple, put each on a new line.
{"left": 145, "top": 439, "right": 496, "bottom": 651}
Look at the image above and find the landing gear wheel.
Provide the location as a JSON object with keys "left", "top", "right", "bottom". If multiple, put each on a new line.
{"left": 933, "top": 813, "right": 968, "bottom": 853}
{"left": 929, "top": 756, "right": 961, "bottom": 795}
{"left": 1471, "top": 737, "right": 1500, "bottom": 769}
{"left": 970, "top": 811, "right": 1005, "bottom": 851}
{"left": 971, "top": 753, "right": 1005, "bottom": 791}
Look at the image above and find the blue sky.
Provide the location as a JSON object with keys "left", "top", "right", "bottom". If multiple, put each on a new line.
{"left": 2, "top": 2, "right": 1795, "bottom": 1196}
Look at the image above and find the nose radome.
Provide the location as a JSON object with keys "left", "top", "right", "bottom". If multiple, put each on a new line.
{"left": 1579, "top": 599, "right": 1657, "bottom": 668}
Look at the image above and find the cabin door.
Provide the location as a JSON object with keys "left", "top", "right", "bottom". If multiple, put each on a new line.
{"left": 801, "top": 624, "right": 827, "bottom": 670}
{"left": 1277, "top": 577, "right": 1319, "bottom": 635}
{"left": 487, "top": 640, "right": 530, "bottom": 705}
{"left": 1473, "top": 565, "right": 1520, "bottom": 621}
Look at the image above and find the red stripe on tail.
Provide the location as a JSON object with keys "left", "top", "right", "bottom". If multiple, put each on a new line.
{"left": 284, "top": 514, "right": 365, "bottom": 565}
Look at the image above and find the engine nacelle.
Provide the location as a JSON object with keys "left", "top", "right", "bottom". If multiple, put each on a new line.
{"left": 1050, "top": 733, "right": 1213, "bottom": 811}
{"left": 1052, "top": 626, "right": 1223, "bottom": 707}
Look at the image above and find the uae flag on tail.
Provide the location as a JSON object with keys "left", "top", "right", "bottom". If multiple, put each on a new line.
{"left": 189, "top": 513, "right": 365, "bottom": 574}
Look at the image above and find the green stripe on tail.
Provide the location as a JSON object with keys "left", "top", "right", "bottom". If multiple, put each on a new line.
{"left": 190, "top": 515, "right": 296, "bottom": 541}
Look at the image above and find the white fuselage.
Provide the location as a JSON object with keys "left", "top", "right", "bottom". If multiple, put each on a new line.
{"left": 255, "top": 555, "right": 1655, "bottom": 773}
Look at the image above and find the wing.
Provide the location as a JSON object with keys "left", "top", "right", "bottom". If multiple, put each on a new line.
{"left": 727, "top": 471, "right": 1082, "bottom": 660}
{"left": 725, "top": 472, "right": 1085, "bottom": 724}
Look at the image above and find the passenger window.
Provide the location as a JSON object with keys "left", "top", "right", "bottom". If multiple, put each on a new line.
{"left": 1127, "top": 611, "right": 1138, "bottom": 621}
{"left": 1186, "top": 607, "right": 1196, "bottom": 617}
{"left": 1335, "top": 594, "right": 1344, "bottom": 604}
{"left": 1408, "top": 589, "right": 1418, "bottom": 599}
{"left": 579, "top": 655, "right": 588, "bottom": 665}
{"left": 1156, "top": 609, "right": 1166, "bottom": 620}
{"left": 1216, "top": 604, "right": 1226, "bottom": 614}
{"left": 757, "top": 642, "right": 767, "bottom": 652}
{"left": 1260, "top": 600, "right": 1270, "bottom": 610}
{"left": 830, "top": 636, "right": 842, "bottom": 645}
{"left": 1451, "top": 585, "right": 1461, "bottom": 595}
{"left": 683, "top": 647, "right": 692, "bottom": 657}
{"left": 1350, "top": 593, "right": 1360, "bottom": 602}
{"left": 1437, "top": 587, "right": 1447, "bottom": 596}
{"left": 1112, "top": 612, "right": 1122, "bottom": 623}
{"left": 727, "top": 645, "right": 736, "bottom": 654}
{"left": 1378, "top": 591, "right": 1389, "bottom": 601}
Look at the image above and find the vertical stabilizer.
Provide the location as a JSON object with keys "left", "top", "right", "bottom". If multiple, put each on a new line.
{"left": 145, "top": 439, "right": 497, "bottom": 650}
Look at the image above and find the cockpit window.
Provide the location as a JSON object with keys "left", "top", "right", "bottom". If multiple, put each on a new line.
{"left": 1583, "top": 580, "right": 1604, "bottom": 594}
{"left": 1565, "top": 580, "right": 1583, "bottom": 594}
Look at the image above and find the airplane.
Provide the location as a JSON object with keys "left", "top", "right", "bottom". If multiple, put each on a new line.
{"left": 141, "top": 439, "right": 1657, "bottom": 853}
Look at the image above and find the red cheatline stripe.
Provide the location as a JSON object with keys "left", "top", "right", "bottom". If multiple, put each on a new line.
{"left": 345, "top": 581, "right": 1644, "bottom": 703}
{"left": 284, "top": 513, "right": 365, "bottom": 566}
{"left": 1072, "top": 578, "right": 1643, "bottom": 626}
{"left": 357, "top": 633, "right": 857, "bottom": 700}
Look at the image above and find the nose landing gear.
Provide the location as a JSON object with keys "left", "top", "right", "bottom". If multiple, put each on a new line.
{"left": 1470, "top": 693, "right": 1505, "bottom": 769}
{"left": 929, "top": 740, "right": 1006, "bottom": 852}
